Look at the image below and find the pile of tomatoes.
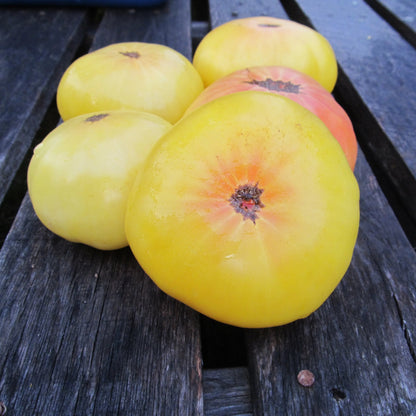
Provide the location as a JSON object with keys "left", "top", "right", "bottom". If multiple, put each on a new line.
{"left": 28, "top": 17, "right": 359, "bottom": 328}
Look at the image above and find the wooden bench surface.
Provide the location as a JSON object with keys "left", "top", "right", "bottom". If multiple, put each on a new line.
{"left": 0, "top": 0, "right": 415, "bottom": 415}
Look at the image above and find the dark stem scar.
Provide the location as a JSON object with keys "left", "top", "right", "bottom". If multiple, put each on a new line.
{"left": 85, "top": 113, "right": 109, "bottom": 123}
{"left": 257, "top": 23, "right": 281, "bottom": 28}
{"left": 245, "top": 78, "right": 301, "bottom": 94}
{"left": 119, "top": 51, "right": 140, "bottom": 58}
{"left": 229, "top": 183, "right": 265, "bottom": 224}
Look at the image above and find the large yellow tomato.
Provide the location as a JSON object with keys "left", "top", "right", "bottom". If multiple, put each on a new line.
{"left": 57, "top": 42, "right": 204, "bottom": 124}
{"left": 28, "top": 110, "right": 172, "bottom": 250}
{"left": 125, "top": 91, "right": 360, "bottom": 328}
{"left": 193, "top": 16, "right": 338, "bottom": 91}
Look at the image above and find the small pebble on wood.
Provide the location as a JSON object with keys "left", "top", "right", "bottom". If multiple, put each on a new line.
{"left": 297, "top": 369, "right": 315, "bottom": 387}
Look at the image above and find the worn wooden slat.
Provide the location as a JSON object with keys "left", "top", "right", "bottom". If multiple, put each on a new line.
{"left": 290, "top": 0, "right": 416, "bottom": 233}
{"left": 246, "top": 150, "right": 416, "bottom": 415}
{"left": 291, "top": 0, "right": 416, "bottom": 350}
{"left": 203, "top": 367, "right": 253, "bottom": 416}
{"left": 373, "top": 0, "right": 416, "bottom": 30}
{"left": 0, "top": 197, "right": 202, "bottom": 415}
{"left": 0, "top": 8, "right": 88, "bottom": 207}
{"left": 365, "top": 0, "right": 416, "bottom": 45}
{"left": 0, "top": 1, "right": 204, "bottom": 415}
{"left": 207, "top": 0, "right": 288, "bottom": 25}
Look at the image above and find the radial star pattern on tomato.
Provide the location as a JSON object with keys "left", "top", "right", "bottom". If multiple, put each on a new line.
{"left": 125, "top": 91, "right": 360, "bottom": 328}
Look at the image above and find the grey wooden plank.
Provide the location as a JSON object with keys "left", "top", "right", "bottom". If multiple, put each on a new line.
{"left": 203, "top": 367, "right": 253, "bottom": 416}
{"left": 0, "top": 8, "right": 88, "bottom": 207}
{"left": 245, "top": 149, "right": 416, "bottom": 415}
{"left": 207, "top": 0, "right": 288, "bottom": 26}
{"left": 372, "top": 0, "right": 415, "bottom": 28}
{"left": 0, "top": 1, "right": 204, "bottom": 414}
{"left": 0, "top": 196, "right": 202, "bottom": 415}
{"left": 291, "top": 0, "right": 416, "bottom": 236}
{"left": 365, "top": 0, "right": 416, "bottom": 45}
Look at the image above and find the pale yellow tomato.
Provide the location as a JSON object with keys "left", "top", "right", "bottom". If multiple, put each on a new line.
{"left": 28, "top": 110, "right": 172, "bottom": 250}
{"left": 193, "top": 16, "right": 338, "bottom": 91}
{"left": 125, "top": 91, "right": 360, "bottom": 328}
{"left": 57, "top": 42, "right": 204, "bottom": 124}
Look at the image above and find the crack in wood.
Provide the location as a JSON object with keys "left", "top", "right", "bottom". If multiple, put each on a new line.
{"left": 393, "top": 294, "right": 416, "bottom": 364}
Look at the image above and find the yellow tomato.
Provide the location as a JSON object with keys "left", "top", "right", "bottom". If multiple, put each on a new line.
{"left": 193, "top": 16, "right": 338, "bottom": 91}
{"left": 28, "top": 110, "right": 172, "bottom": 250}
{"left": 57, "top": 42, "right": 204, "bottom": 124}
{"left": 125, "top": 91, "right": 360, "bottom": 328}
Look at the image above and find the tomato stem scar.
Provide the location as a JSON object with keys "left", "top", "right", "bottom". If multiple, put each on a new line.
{"left": 246, "top": 78, "right": 300, "bottom": 94}
{"left": 85, "top": 113, "right": 109, "bottom": 123}
{"left": 257, "top": 23, "right": 280, "bottom": 28}
{"left": 119, "top": 51, "right": 140, "bottom": 58}
{"left": 229, "top": 182, "right": 265, "bottom": 224}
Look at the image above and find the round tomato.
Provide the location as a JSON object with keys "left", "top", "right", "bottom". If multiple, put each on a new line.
{"left": 125, "top": 91, "right": 360, "bottom": 328}
{"left": 57, "top": 42, "right": 204, "bottom": 124}
{"left": 184, "top": 66, "right": 357, "bottom": 170}
{"left": 193, "top": 16, "right": 338, "bottom": 92}
{"left": 28, "top": 110, "right": 172, "bottom": 250}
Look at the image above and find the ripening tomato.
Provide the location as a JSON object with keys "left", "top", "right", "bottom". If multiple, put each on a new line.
{"left": 57, "top": 42, "right": 204, "bottom": 124}
{"left": 184, "top": 66, "right": 357, "bottom": 170}
{"left": 193, "top": 16, "right": 338, "bottom": 92}
{"left": 125, "top": 91, "right": 360, "bottom": 328}
{"left": 28, "top": 110, "right": 172, "bottom": 250}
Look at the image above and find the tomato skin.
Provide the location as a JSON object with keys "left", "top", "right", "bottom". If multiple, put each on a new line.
{"left": 57, "top": 42, "right": 204, "bottom": 124}
{"left": 28, "top": 110, "right": 172, "bottom": 250}
{"left": 185, "top": 66, "right": 357, "bottom": 170}
{"left": 125, "top": 91, "right": 360, "bottom": 328}
{"left": 193, "top": 16, "right": 338, "bottom": 92}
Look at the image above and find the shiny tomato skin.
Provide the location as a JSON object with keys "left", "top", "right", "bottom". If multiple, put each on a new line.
{"left": 28, "top": 110, "right": 172, "bottom": 250}
{"left": 125, "top": 91, "right": 360, "bottom": 328}
{"left": 57, "top": 42, "right": 204, "bottom": 124}
{"left": 193, "top": 16, "right": 338, "bottom": 92}
{"left": 185, "top": 66, "right": 357, "bottom": 170}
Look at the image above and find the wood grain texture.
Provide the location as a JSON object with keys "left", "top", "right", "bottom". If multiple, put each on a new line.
{"left": 373, "top": 0, "right": 416, "bottom": 30}
{"left": 0, "top": 197, "right": 202, "bottom": 415}
{"left": 203, "top": 367, "right": 253, "bottom": 416}
{"left": 207, "top": 0, "right": 288, "bottom": 27}
{"left": 0, "top": 8, "right": 88, "bottom": 207}
{"left": 365, "top": 0, "right": 416, "bottom": 45}
{"left": 290, "top": 0, "right": 416, "bottom": 231}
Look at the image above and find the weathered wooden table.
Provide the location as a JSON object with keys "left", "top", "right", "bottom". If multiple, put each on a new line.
{"left": 0, "top": 0, "right": 415, "bottom": 414}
